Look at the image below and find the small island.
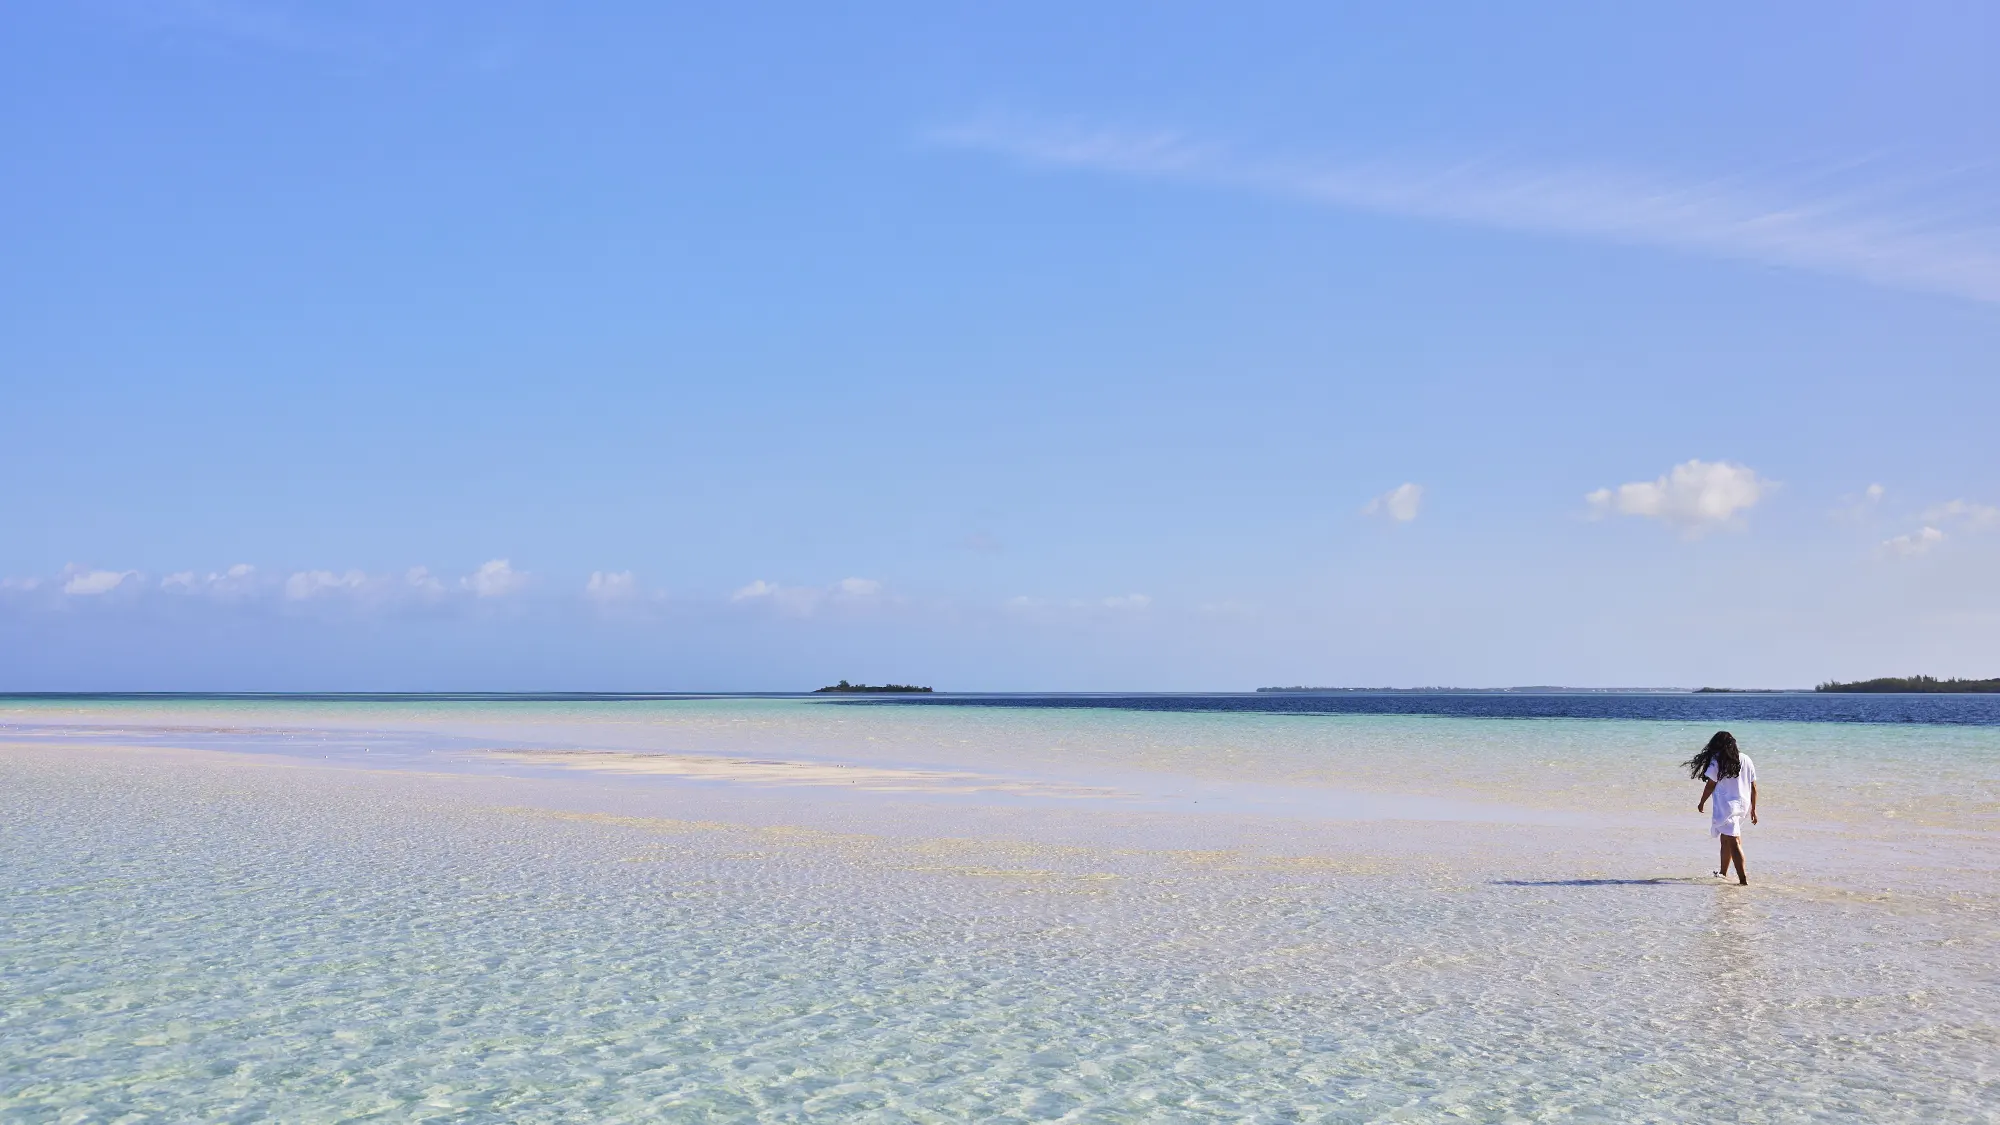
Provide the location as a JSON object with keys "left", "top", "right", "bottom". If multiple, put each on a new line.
{"left": 1815, "top": 675, "right": 2000, "bottom": 693}
{"left": 813, "top": 680, "right": 933, "bottom": 694}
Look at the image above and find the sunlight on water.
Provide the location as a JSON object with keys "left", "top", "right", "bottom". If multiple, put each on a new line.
{"left": 3, "top": 698, "right": 1996, "bottom": 1121}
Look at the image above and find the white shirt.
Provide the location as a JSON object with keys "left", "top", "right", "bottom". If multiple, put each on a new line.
{"left": 1705, "top": 754, "right": 1757, "bottom": 812}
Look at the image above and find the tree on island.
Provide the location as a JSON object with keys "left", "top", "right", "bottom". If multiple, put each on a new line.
{"left": 1815, "top": 675, "right": 2000, "bottom": 693}
{"left": 813, "top": 680, "right": 933, "bottom": 693}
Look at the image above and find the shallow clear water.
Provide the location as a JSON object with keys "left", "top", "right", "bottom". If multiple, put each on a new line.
{"left": 3, "top": 697, "right": 1996, "bottom": 1121}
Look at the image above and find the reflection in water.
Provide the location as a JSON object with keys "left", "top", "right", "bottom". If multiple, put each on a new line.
{"left": 1690, "top": 888, "right": 1773, "bottom": 1056}
{"left": 1702, "top": 890, "right": 1766, "bottom": 978}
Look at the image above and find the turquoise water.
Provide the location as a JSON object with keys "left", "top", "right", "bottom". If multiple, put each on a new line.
{"left": 8, "top": 694, "right": 1994, "bottom": 827}
{"left": 3, "top": 698, "right": 1996, "bottom": 1120}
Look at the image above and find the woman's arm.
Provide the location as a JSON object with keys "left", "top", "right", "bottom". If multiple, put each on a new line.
{"left": 1750, "top": 780, "right": 1758, "bottom": 824}
{"left": 1698, "top": 779, "right": 1716, "bottom": 812}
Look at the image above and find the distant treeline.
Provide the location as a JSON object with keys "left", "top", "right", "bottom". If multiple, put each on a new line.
{"left": 813, "top": 681, "right": 932, "bottom": 694}
{"left": 1815, "top": 675, "right": 2000, "bottom": 694}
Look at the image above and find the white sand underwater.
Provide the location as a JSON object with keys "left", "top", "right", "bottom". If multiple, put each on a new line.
{"left": 3, "top": 698, "right": 1995, "bottom": 1121}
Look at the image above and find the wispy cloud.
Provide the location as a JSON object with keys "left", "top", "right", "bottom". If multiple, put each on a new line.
{"left": 285, "top": 569, "right": 366, "bottom": 600}
{"left": 585, "top": 571, "right": 639, "bottom": 601}
{"left": 1920, "top": 499, "right": 2000, "bottom": 528}
{"left": 1587, "top": 460, "right": 1771, "bottom": 536}
{"left": 1363, "top": 483, "right": 1425, "bottom": 523}
{"left": 6, "top": 560, "right": 570, "bottom": 613}
{"left": 1870, "top": 497, "right": 1996, "bottom": 558}
{"left": 162, "top": 563, "right": 259, "bottom": 596}
{"left": 1883, "top": 526, "right": 1946, "bottom": 556}
{"left": 62, "top": 568, "right": 137, "bottom": 596}
{"left": 1834, "top": 483, "right": 1887, "bottom": 523}
{"left": 1005, "top": 592, "right": 1154, "bottom": 618}
{"left": 732, "top": 577, "right": 885, "bottom": 616}
{"left": 931, "top": 118, "right": 2000, "bottom": 304}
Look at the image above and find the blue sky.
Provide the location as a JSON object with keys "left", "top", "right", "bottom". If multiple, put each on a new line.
{"left": 4, "top": 2, "right": 1997, "bottom": 690}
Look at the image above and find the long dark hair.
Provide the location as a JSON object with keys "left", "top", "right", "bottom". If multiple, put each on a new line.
{"left": 1683, "top": 730, "right": 1741, "bottom": 780}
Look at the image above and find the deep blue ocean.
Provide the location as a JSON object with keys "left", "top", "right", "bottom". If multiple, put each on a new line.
{"left": 8, "top": 691, "right": 1998, "bottom": 725}
{"left": 841, "top": 692, "right": 2000, "bottom": 725}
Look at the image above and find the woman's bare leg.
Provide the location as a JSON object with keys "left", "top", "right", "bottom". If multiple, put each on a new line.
{"left": 1725, "top": 835, "right": 1748, "bottom": 885}
{"left": 1718, "top": 836, "right": 1731, "bottom": 875}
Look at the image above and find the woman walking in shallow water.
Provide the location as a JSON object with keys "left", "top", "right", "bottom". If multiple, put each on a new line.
{"left": 1686, "top": 731, "right": 1758, "bottom": 885}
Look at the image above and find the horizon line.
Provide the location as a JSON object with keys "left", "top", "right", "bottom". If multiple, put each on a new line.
{"left": 0, "top": 687, "right": 1818, "bottom": 699}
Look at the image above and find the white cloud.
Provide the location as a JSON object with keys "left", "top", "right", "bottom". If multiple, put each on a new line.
{"left": 463, "top": 559, "right": 527, "bottom": 598}
{"left": 63, "top": 569, "right": 137, "bottom": 596}
{"left": 1586, "top": 460, "right": 1770, "bottom": 535}
{"left": 285, "top": 569, "right": 366, "bottom": 599}
{"left": 733, "top": 577, "right": 885, "bottom": 616}
{"left": 1920, "top": 499, "right": 1999, "bottom": 528}
{"left": 1836, "top": 483, "right": 1887, "bottom": 522}
{"left": 1874, "top": 499, "right": 1992, "bottom": 557}
{"left": 1883, "top": 526, "right": 1946, "bottom": 556}
{"left": 932, "top": 118, "right": 2000, "bottom": 305}
{"left": 1362, "top": 482, "right": 1424, "bottom": 522}
{"left": 1006, "top": 593, "right": 1153, "bottom": 615}
{"left": 585, "top": 571, "right": 638, "bottom": 600}
{"left": 12, "top": 560, "right": 576, "bottom": 608}
{"left": 161, "top": 564, "right": 260, "bottom": 596}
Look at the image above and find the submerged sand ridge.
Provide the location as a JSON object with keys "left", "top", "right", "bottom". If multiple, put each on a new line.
{"left": 470, "top": 746, "right": 1583, "bottom": 823}
{"left": 482, "top": 746, "right": 1133, "bottom": 799}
